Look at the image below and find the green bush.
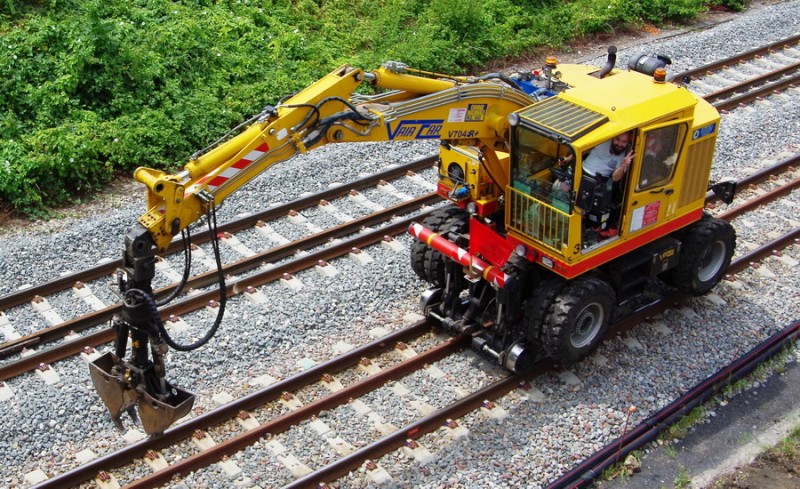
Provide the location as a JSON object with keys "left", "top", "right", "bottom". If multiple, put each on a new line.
{"left": 0, "top": 0, "right": 731, "bottom": 216}
{"left": 716, "top": 0, "right": 749, "bottom": 11}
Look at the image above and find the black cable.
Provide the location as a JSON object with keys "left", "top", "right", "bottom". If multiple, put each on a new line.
{"left": 155, "top": 229, "right": 192, "bottom": 307}
{"left": 284, "top": 103, "right": 321, "bottom": 133}
{"left": 473, "top": 73, "right": 524, "bottom": 92}
{"left": 138, "top": 201, "right": 227, "bottom": 352}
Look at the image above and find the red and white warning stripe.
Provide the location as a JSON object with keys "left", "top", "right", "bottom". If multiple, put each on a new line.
{"left": 408, "top": 222, "right": 510, "bottom": 288}
{"left": 193, "top": 142, "right": 270, "bottom": 193}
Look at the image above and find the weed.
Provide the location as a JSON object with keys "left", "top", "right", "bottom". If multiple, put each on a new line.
{"left": 674, "top": 464, "right": 691, "bottom": 488}
{"left": 665, "top": 406, "right": 707, "bottom": 440}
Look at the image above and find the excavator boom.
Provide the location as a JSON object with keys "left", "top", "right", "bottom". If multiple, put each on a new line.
{"left": 89, "top": 61, "right": 535, "bottom": 434}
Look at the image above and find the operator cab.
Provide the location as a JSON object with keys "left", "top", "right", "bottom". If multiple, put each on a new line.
{"left": 506, "top": 96, "right": 696, "bottom": 277}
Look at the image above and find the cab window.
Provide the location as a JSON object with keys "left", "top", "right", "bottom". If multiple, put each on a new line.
{"left": 637, "top": 123, "right": 686, "bottom": 191}
{"left": 511, "top": 126, "right": 573, "bottom": 210}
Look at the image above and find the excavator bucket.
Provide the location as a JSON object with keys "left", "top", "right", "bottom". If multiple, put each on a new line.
{"left": 89, "top": 351, "right": 195, "bottom": 435}
{"left": 138, "top": 384, "right": 194, "bottom": 435}
{"left": 88, "top": 352, "right": 138, "bottom": 426}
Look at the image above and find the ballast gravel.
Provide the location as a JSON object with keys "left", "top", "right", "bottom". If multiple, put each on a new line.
{"left": 1, "top": 1, "right": 800, "bottom": 488}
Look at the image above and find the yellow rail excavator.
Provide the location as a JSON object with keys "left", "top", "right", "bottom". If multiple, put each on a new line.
{"left": 89, "top": 47, "right": 736, "bottom": 434}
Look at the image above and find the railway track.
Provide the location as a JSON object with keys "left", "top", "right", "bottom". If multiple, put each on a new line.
{"left": 3, "top": 37, "right": 799, "bottom": 370}
{"left": 0, "top": 32, "right": 798, "bottom": 488}
{"left": 0, "top": 156, "right": 438, "bottom": 357}
{"left": 23, "top": 149, "right": 798, "bottom": 489}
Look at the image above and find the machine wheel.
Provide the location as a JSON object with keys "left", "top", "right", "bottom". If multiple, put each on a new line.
{"left": 522, "top": 277, "right": 566, "bottom": 347}
{"left": 410, "top": 205, "right": 469, "bottom": 288}
{"left": 668, "top": 215, "right": 735, "bottom": 296}
{"left": 543, "top": 276, "right": 615, "bottom": 365}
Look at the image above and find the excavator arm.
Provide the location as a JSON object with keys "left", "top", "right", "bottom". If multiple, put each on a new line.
{"left": 135, "top": 63, "right": 532, "bottom": 250}
{"left": 89, "top": 62, "right": 535, "bottom": 434}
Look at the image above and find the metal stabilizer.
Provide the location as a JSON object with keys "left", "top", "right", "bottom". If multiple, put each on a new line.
{"left": 89, "top": 350, "right": 194, "bottom": 435}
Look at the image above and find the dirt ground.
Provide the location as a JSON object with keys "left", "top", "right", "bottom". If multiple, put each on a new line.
{"left": 708, "top": 446, "right": 800, "bottom": 488}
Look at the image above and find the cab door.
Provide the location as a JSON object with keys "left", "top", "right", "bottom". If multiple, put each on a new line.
{"left": 622, "top": 119, "right": 690, "bottom": 236}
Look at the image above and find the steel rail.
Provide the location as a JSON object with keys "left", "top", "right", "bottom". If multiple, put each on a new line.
{"left": 120, "top": 335, "right": 471, "bottom": 489}
{"left": 675, "top": 33, "right": 800, "bottom": 80}
{"left": 716, "top": 176, "right": 800, "bottom": 221}
{"left": 292, "top": 228, "right": 800, "bottom": 489}
{"left": 284, "top": 362, "right": 540, "bottom": 489}
{"left": 4, "top": 148, "right": 798, "bottom": 377}
{"left": 0, "top": 155, "right": 437, "bottom": 312}
{"left": 31, "top": 320, "right": 439, "bottom": 489}
{"left": 279, "top": 176, "right": 800, "bottom": 487}
{"left": 547, "top": 318, "right": 800, "bottom": 489}
{"left": 713, "top": 72, "right": 800, "bottom": 111}
{"left": 703, "top": 60, "right": 800, "bottom": 105}
{"left": 705, "top": 154, "right": 799, "bottom": 204}
{"left": 29, "top": 225, "right": 800, "bottom": 489}
{"left": 0, "top": 201, "right": 438, "bottom": 380}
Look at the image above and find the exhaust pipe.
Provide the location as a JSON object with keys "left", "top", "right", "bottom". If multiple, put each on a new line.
{"left": 593, "top": 45, "right": 617, "bottom": 79}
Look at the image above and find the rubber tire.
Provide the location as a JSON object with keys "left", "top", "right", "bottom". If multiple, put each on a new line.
{"left": 522, "top": 277, "right": 566, "bottom": 347}
{"left": 668, "top": 215, "right": 735, "bottom": 296}
{"left": 543, "top": 276, "right": 615, "bottom": 365}
{"left": 410, "top": 205, "right": 469, "bottom": 288}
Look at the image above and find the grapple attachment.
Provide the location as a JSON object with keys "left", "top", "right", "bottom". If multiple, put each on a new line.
{"left": 138, "top": 383, "right": 194, "bottom": 435}
{"left": 89, "top": 350, "right": 195, "bottom": 435}
{"left": 87, "top": 224, "right": 200, "bottom": 435}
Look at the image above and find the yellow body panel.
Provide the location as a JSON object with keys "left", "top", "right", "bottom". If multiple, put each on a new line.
{"left": 508, "top": 64, "right": 720, "bottom": 275}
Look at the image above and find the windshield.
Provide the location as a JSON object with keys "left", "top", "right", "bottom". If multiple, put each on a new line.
{"left": 510, "top": 126, "right": 573, "bottom": 211}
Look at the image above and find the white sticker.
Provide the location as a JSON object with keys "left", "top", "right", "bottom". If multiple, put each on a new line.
{"left": 630, "top": 205, "right": 645, "bottom": 232}
{"left": 448, "top": 108, "right": 466, "bottom": 123}
{"left": 276, "top": 128, "right": 288, "bottom": 140}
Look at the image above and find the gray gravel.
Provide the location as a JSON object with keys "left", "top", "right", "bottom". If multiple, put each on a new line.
{"left": 1, "top": 1, "right": 800, "bottom": 488}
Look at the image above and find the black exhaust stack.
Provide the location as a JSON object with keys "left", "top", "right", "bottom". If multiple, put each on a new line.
{"left": 593, "top": 45, "right": 617, "bottom": 79}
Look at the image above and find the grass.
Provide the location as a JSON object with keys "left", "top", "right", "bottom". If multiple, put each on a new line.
{"left": 674, "top": 464, "right": 691, "bottom": 488}
{"left": 665, "top": 406, "right": 707, "bottom": 440}
{"left": 600, "top": 450, "right": 642, "bottom": 482}
{"left": 597, "top": 344, "right": 800, "bottom": 487}
{"left": 0, "top": 0, "right": 748, "bottom": 218}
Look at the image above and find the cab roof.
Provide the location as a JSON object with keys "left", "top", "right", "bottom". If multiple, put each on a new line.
{"left": 517, "top": 64, "right": 702, "bottom": 147}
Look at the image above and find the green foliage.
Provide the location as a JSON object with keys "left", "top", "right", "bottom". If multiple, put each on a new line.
{"left": 716, "top": 0, "right": 749, "bottom": 11}
{"left": 0, "top": 0, "right": 734, "bottom": 215}
{"left": 674, "top": 464, "right": 692, "bottom": 488}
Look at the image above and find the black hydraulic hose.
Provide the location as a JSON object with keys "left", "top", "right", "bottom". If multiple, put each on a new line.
{"left": 473, "top": 72, "right": 524, "bottom": 92}
{"left": 149, "top": 202, "right": 227, "bottom": 352}
{"left": 326, "top": 95, "right": 370, "bottom": 115}
{"left": 155, "top": 229, "right": 192, "bottom": 307}
{"left": 285, "top": 103, "right": 322, "bottom": 133}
